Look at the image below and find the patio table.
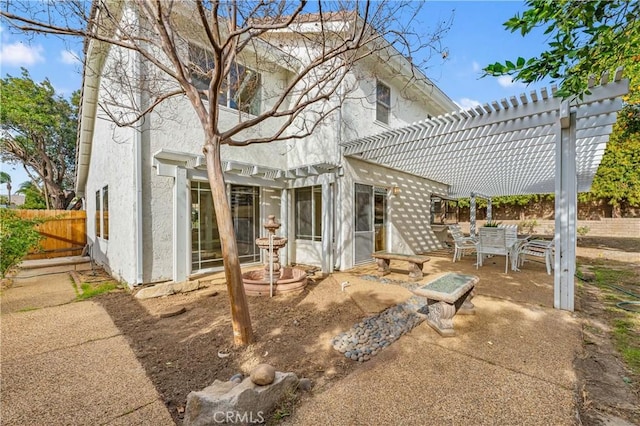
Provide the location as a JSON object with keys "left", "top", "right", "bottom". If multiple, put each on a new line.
{"left": 410, "top": 273, "right": 478, "bottom": 337}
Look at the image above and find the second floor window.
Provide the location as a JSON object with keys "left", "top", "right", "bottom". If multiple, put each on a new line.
{"left": 189, "top": 44, "right": 261, "bottom": 115}
{"left": 376, "top": 81, "right": 390, "bottom": 124}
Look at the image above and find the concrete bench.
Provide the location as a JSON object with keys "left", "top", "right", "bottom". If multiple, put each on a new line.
{"left": 371, "top": 252, "right": 431, "bottom": 280}
{"left": 410, "top": 273, "right": 478, "bottom": 337}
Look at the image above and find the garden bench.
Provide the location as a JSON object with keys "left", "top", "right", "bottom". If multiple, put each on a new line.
{"left": 410, "top": 273, "right": 478, "bottom": 337}
{"left": 371, "top": 252, "right": 430, "bottom": 280}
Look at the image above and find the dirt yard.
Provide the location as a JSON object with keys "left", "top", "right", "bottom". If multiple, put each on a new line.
{"left": 91, "top": 236, "right": 640, "bottom": 425}
{"left": 95, "top": 271, "right": 364, "bottom": 424}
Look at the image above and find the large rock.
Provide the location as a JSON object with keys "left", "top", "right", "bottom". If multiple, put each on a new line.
{"left": 134, "top": 280, "right": 202, "bottom": 299}
{"left": 250, "top": 364, "right": 276, "bottom": 385}
{"left": 183, "top": 372, "right": 299, "bottom": 426}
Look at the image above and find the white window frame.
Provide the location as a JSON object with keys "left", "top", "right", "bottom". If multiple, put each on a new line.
{"left": 376, "top": 80, "right": 391, "bottom": 124}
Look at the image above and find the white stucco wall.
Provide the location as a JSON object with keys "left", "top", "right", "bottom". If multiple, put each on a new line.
{"left": 338, "top": 157, "right": 450, "bottom": 270}
{"left": 86, "top": 113, "right": 138, "bottom": 284}
{"left": 83, "top": 12, "right": 456, "bottom": 285}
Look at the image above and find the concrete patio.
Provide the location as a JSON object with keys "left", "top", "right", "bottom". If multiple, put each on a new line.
{"left": 284, "top": 248, "right": 583, "bottom": 424}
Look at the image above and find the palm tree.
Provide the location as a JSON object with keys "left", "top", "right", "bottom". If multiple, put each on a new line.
{"left": 17, "top": 181, "right": 46, "bottom": 209}
{"left": 0, "top": 171, "right": 11, "bottom": 207}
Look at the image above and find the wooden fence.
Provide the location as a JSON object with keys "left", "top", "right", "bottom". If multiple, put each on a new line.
{"left": 13, "top": 210, "right": 87, "bottom": 260}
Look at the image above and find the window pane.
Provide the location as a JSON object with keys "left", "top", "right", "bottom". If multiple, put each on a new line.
{"left": 231, "top": 185, "right": 260, "bottom": 263}
{"left": 295, "top": 187, "right": 313, "bottom": 240}
{"left": 376, "top": 81, "right": 390, "bottom": 124}
{"left": 189, "top": 44, "right": 213, "bottom": 94}
{"left": 313, "top": 186, "right": 322, "bottom": 239}
{"left": 95, "top": 190, "right": 101, "bottom": 238}
{"left": 374, "top": 188, "right": 386, "bottom": 252}
{"left": 191, "top": 182, "right": 223, "bottom": 271}
{"left": 355, "top": 184, "right": 372, "bottom": 232}
{"left": 237, "top": 69, "right": 261, "bottom": 115}
{"left": 102, "top": 186, "right": 109, "bottom": 240}
{"left": 376, "top": 104, "right": 389, "bottom": 124}
{"left": 377, "top": 82, "right": 390, "bottom": 105}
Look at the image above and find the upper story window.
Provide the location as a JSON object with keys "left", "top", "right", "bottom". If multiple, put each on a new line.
{"left": 188, "top": 44, "right": 261, "bottom": 115}
{"left": 376, "top": 80, "right": 390, "bottom": 124}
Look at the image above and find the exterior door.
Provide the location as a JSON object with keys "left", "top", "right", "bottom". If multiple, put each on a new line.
{"left": 191, "top": 182, "right": 260, "bottom": 272}
{"left": 354, "top": 184, "right": 387, "bottom": 264}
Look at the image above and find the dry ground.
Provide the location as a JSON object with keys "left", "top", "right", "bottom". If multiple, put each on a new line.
{"left": 90, "top": 236, "right": 639, "bottom": 425}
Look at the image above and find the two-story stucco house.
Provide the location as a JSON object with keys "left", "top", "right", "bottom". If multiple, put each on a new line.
{"left": 75, "top": 3, "right": 457, "bottom": 287}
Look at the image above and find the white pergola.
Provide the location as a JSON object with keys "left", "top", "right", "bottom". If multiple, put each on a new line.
{"left": 341, "top": 69, "right": 629, "bottom": 311}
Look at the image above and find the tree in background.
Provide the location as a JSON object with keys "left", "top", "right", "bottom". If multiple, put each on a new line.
{"left": 0, "top": 69, "right": 78, "bottom": 210}
{"left": 17, "top": 181, "right": 47, "bottom": 210}
{"left": 484, "top": 0, "right": 639, "bottom": 214}
{"left": 0, "top": 171, "right": 11, "bottom": 207}
{"left": 1, "top": 1, "right": 450, "bottom": 345}
{"left": 484, "top": 0, "right": 639, "bottom": 98}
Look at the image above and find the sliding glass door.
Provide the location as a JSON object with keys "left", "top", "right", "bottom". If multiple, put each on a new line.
{"left": 191, "top": 182, "right": 260, "bottom": 272}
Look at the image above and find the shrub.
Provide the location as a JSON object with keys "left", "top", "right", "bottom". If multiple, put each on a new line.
{"left": 483, "top": 220, "right": 502, "bottom": 227}
{"left": 577, "top": 225, "right": 591, "bottom": 237}
{"left": 518, "top": 219, "right": 539, "bottom": 234}
{"left": 0, "top": 210, "right": 44, "bottom": 277}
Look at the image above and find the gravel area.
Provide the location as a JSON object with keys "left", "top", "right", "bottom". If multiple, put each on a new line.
{"left": 332, "top": 275, "right": 428, "bottom": 362}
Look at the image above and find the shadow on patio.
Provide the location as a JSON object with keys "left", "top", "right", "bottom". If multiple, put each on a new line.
{"left": 284, "top": 248, "right": 581, "bottom": 424}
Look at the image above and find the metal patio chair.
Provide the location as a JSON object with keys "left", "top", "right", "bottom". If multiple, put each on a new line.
{"left": 448, "top": 224, "right": 477, "bottom": 262}
{"left": 518, "top": 239, "right": 555, "bottom": 275}
{"left": 476, "top": 227, "right": 510, "bottom": 273}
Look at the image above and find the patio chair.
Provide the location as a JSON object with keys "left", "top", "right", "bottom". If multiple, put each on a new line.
{"left": 518, "top": 239, "right": 554, "bottom": 275}
{"left": 498, "top": 224, "right": 525, "bottom": 271}
{"left": 476, "top": 227, "right": 510, "bottom": 273}
{"left": 448, "top": 224, "right": 477, "bottom": 262}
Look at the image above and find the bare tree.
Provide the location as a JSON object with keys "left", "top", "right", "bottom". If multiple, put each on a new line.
{"left": 1, "top": 0, "right": 450, "bottom": 345}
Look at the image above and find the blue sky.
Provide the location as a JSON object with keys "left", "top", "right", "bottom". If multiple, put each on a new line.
{"left": 0, "top": 0, "right": 551, "bottom": 191}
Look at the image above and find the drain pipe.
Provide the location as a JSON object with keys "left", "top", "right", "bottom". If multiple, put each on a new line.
{"left": 269, "top": 233, "right": 274, "bottom": 297}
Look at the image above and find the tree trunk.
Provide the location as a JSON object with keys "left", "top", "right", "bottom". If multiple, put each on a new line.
{"left": 203, "top": 136, "right": 254, "bottom": 346}
{"left": 45, "top": 182, "right": 69, "bottom": 210}
{"left": 612, "top": 202, "right": 621, "bottom": 218}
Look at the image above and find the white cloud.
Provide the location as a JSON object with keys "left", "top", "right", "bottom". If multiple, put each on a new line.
{"left": 496, "top": 75, "right": 526, "bottom": 88}
{"left": 60, "top": 49, "right": 80, "bottom": 65}
{"left": 472, "top": 61, "right": 481, "bottom": 73}
{"left": 456, "top": 97, "right": 482, "bottom": 110}
{"left": 0, "top": 42, "right": 45, "bottom": 67}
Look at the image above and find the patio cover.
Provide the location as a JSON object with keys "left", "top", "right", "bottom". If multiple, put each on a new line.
{"left": 341, "top": 69, "right": 629, "bottom": 311}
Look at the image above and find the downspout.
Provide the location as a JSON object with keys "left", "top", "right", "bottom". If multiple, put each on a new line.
{"left": 134, "top": 48, "right": 144, "bottom": 285}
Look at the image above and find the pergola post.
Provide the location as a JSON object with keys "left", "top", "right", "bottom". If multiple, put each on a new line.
{"left": 554, "top": 101, "right": 576, "bottom": 311}
{"left": 486, "top": 198, "right": 492, "bottom": 223}
{"left": 470, "top": 192, "right": 476, "bottom": 235}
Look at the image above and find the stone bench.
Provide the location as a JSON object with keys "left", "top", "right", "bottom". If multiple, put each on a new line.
{"left": 410, "top": 273, "right": 478, "bottom": 337}
{"left": 371, "top": 252, "right": 431, "bottom": 280}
